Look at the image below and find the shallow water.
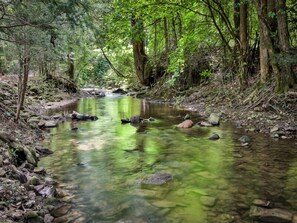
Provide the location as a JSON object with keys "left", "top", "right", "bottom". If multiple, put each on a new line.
{"left": 40, "top": 96, "right": 297, "bottom": 223}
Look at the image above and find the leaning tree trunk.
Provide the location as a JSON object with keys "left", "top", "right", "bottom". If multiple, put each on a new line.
{"left": 131, "top": 16, "right": 149, "bottom": 86}
{"left": 16, "top": 45, "right": 30, "bottom": 121}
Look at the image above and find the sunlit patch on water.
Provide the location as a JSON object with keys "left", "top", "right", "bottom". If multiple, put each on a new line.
{"left": 77, "top": 138, "right": 105, "bottom": 151}
{"left": 40, "top": 96, "right": 297, "bottom": 223}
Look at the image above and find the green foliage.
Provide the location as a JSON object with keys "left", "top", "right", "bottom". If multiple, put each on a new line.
{"left": 78, "top": 56, "right": 110, "bottom": 86}
{"left": 200, "top": 69, "right": 212, "bottom": 77}
{"left": 166, "top": 72, "right": 181, "bottom": 87}
{"left": 0, "top": 0, "right": 296, "bottom": 90}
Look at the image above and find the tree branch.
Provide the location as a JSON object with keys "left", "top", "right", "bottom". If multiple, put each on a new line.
{"left": 100, "top": 47, "right": 130, "bottom": 78}
{"left": 204, "top": 0, "right": 232, "bottom": 53}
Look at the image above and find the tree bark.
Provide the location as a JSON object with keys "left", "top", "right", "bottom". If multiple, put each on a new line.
{"left": 267, "top": 0, "right": 277, "bottom": 46}
{"left": 253, "top": 0, "right": 282, "bottom": 90}
{"left": 16, "top": 45, "right": 30, "bottom": 121}
{"left": 234, "top": 0, "right": 240, "bottom": 40}
{"left": 259, "top": 0, "right": 270, "bottom": 83}
{"left": 67, "top": 53, "right": 75, "bottom": 80}
{"left": 239, "top": 0, "right": 248, "bottom": 86}
{"left": 176, "top": 13, "right": 182, "bottom": 39}
{"left": 172, "top": 17, "right": 178, "bottom": 49}
{"left": 275, "top": 0, "right": 293, "bottom": 91}
{"left": 131, "top": 16, "right": 149, "bottom": 86}
{"left": 164, "top": 17, "right": 169, "bottom": 53}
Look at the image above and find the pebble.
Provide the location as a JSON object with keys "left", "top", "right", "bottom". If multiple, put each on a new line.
{"left": 200, "top": 196, "right": 217, "bottom": 207}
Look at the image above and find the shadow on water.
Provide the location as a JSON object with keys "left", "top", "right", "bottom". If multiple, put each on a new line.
{"left": 40, "top": 96, "right": 297, "bottom": 223}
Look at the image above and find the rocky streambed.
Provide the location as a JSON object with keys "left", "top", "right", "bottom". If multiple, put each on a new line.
{"left": 0, "top": 79, "right": 86, "bottom": 223}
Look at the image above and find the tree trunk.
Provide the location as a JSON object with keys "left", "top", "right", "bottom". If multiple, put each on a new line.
{"left": 16, "top": 46, "right": 30, "bottom": 121}
{"left": 234, "top": 0, "right": 240, "bottom": 40}
{"left": 239, "top": 0, "right": 248, "bottom": 86}
{"left": 172, "top": 17, "right": 178, "bottom": 49}
{"left": 154, "top": 21, "right": 158, "bottom": 58}
{"left": 267, "top": 0, "right": 278, "bottom": 46}
{"left": 176, "top": 13, "right": 182, "bottom": 38}
{"left": 259, "top": 0, "right": 270, "bottom": 83}
{"left": 253, "top": 0, "right": 282, "bottom": 90}
{"left": 275, "top": 0, "right": 293, "bottom": 91}
{"left": 131, "top": 16, "right": 149, "bottom": 86}
{"left": 67, "top": 53, "right": 75, "bottom": 80}
{"left": 164, "top": 17, "right": 169, "bottom": 53}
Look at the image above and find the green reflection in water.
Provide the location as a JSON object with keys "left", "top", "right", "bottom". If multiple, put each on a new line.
{"left": 40, "top": 96, "right": 297, "bottom": 223}
{"left": 41, "top": 96, "right": 236, "bottom": 222}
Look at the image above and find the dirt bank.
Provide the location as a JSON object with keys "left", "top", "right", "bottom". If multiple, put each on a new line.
{"left": 146, "top": 80, "right": 297, "bottom": 140}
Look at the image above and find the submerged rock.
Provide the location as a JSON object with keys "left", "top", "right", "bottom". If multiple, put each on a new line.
{"left": 249, "top": 206, "right": 292, "bottom": 223}
{"left": 200, "top": 196, "right": 217, "bottom": 207}
{"left": 142, "top": 172, "right": 173, "bottom": 185}
{"left": 152, "top": 200, "right": 177, "bottom": 208}
{"left": 50, "top": 204, "right": 72, "bottom": 218}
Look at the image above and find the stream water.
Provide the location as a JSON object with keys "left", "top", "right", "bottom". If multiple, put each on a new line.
{"left": 40, "top": 95, "right": 297, "bottom": 223}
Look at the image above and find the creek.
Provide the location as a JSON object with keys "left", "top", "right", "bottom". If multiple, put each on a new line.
{"left": 40, "top": 95, "right": 297, "bottom": 223}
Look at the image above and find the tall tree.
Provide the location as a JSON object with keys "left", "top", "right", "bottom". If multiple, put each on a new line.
{"left": 259, "top": 0, "right": 270, "bottom": 83}
{"left": 275, "top": 0, "right": 293, "bottom": 91}
{"left": 131, "top": 16, "right": 149, "bottom": 86}
{"left": 239, "top": 0, "right": 249, "bottom": 85}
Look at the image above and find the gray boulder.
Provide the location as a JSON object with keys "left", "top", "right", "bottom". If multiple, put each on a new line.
{"left": 44, "top": 121, "right": 58, "bottom": 128}
{"left": 208, "top": 113, "right": 220, "bottom": 126}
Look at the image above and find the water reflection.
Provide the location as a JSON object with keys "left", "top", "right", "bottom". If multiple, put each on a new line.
{"left": 41, "top": 96, "right": 297, "bottom": 223}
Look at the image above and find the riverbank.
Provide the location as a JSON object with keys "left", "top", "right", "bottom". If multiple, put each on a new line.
{"left": 145, "top": 80, "right": 297, "bottom": 140}
{"left": 0, "top": 77, "right": 85, "bottom": 223}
